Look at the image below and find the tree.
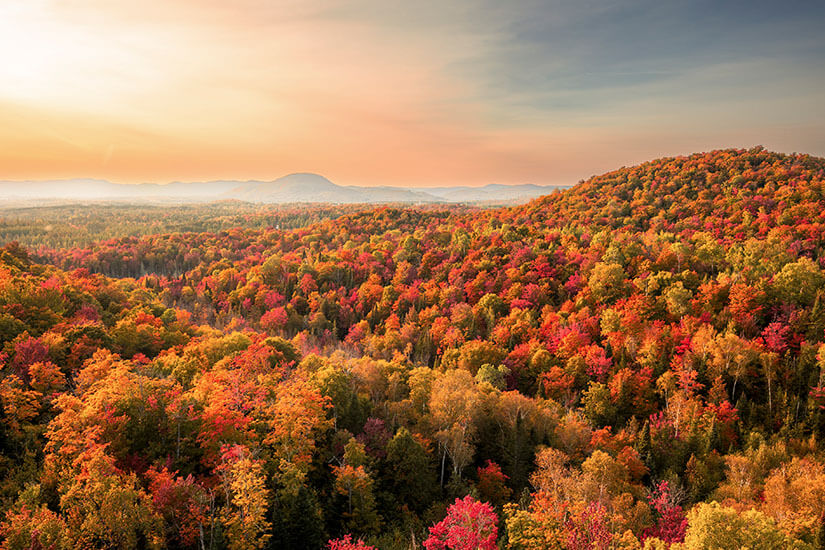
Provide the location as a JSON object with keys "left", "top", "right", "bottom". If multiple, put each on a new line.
{"left": 218, "top": 445, "right": 272, "bottom": 550}
{"left": 582, "top": 382, "right": 618, "bottom": 428}
{"left": 333, "top": 438, "right": 381, "bottom": 535}
{"left": 503, "top": 491, "right": 567, "bottom": 550}
{"left": 476, "top": 293, "right": 507, "bottom": 338}
{"left": 664, "top": 282, "right": 692, "bottom": 318}
{"left": 58, "top": 445, "right": 165, "bottom": 549}
{"left": 493, "top": 390, "right": 551, "bottom": 490}
{"left": 682, "top": 502, "right": 810, "bottom": 549}
{"left": 579, "top": 450, "right": 626, "bottom": 506}
{"left": 635, "top": 420, "right": 652, "bottom": 466}
{"left": 761, "top": 458, "right": 825, "bottom": 542}
{"left": 430, "top": 370, "right": 480, "bottom": 485}
{"left": 424, "top": 496, "right": 498, "bottom": 550}
{"left": 146, "top": 467, "right": 209, "bottom": 549}
{"left": 0, "top": 486, "right": 70, "bottom": 550}
{"left": 565, "top": 501, "right": 611, "bottom": 550}
{"left": 642, "top": 481, "right": 687, "bottom": 543}
{"left": 269, "top": 484, "right": 326, "bottom": 550}
{"left": 773, "top": 257, "right": 824, "bottom": 306}
{"left": 382, "top": 427, "right": 437, "bottom": 514}
{"left": 264, "top": 378, "right": 332, "bottom": 476}
{"left": 477, "top": 461, "right": 512, "bottom": 508}
{"left": 587, "top": 262, "right": 626, "bottom": 303}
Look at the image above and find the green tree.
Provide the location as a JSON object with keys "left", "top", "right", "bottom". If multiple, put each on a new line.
{"left": 381, "top": 427, "right": 438, "bottom": 515}
{"left": 773, "top": 257, "right": 824, "bottom": 306}
{"left": 582, "top": 382, "right": 617, "bottom": 428}
{"left": 588, "top": 262, "right": 626, "bottom": 303}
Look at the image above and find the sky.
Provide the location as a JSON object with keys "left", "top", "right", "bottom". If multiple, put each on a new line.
{"left": 0, "top": 0, "right": 823, "bottom": 187}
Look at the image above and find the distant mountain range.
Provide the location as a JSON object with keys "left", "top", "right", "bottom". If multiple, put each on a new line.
{"left": 0, "top": 173, "right": 566, "bottom": 205}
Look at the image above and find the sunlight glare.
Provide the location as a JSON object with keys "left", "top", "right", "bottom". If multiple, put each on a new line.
{"left": 0, "top": 2, "right": 75, "bottom": 103}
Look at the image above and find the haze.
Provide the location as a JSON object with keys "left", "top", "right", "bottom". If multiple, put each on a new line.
{"left": 1, "top": 0, "right": 823, "bottom": 187}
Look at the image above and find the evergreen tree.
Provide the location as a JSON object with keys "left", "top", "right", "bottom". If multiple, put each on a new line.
{"left": 269, "top": 486, "right": 326, "bottom": 550}
{"left": 636, "top": 420, "right": 653, "bottom": 467}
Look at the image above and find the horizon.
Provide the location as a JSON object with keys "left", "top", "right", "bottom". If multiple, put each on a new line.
{"left": 0, "top": 173, "right": 568, "bottom": 189}
{"left": 0, "top": 145, "right": 811, "bottom": 189}
{"left": 1, "top": 1, "right": 823, "bottom": 187}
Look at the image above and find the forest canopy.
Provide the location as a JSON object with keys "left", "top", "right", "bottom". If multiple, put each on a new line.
{"left": 1, "top": 148, "right": 825, "bottom": 549}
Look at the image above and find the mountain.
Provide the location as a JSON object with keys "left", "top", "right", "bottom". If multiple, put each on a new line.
{"left": 0, "top": 173, "right": 565, "bottom": 205}
{"left": 225, "top": 173, "right": 442, "bottom": 203}
{"left": 0, "top": 179, "right": 130, "bottom": 201}
{"left": 225, "top": 174, "right": 566, "bottom": 204}
{"left": 135, "top": 181, "right": 251, "bottom": 198}
{"left": 227, "top": 173, "right": 343, "bottom": 202}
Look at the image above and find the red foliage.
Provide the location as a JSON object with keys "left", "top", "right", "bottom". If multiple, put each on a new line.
{"left": 327, "top": 535, "right": 376, "bottom": 550}
{"left": 476, "top": 461, "right": 512, "bottom": 507}
{"left": 642, "top": 481, "right": 687, "bottom": 543}
{"left": 424, "top": 496, "right": 498, "bottom": 550}
{"left": 565, "top": 501, "right": 611, "bottom": 550}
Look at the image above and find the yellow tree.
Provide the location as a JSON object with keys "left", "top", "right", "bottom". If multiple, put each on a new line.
{"left": 762, "top": 458, "right": 825, "bottom": 542}
{"left": 429, "top": 369, "right": 480, "bottom": 485}
{"left": 59, "top": 445, "right": 165, "bottom": 549}
{"left": 680, "top": 502, "right": 810, "bottom": 550}
{"left": 264, "top": 377, "right": 331, "bottom": 479}
{"left": 218, "top": 445, "right": 272, "bottom": 550}
{"left": 504, "top": 491, "right": 566, "bottom": 550}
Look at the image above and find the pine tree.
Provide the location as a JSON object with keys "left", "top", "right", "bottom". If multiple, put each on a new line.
{"left": 636, "top": 420, "right": 652, "bottom": 466}
{"left": 268, "top": 485, "right": 326, "bottom": 550}
{"left": 705, "top": 419, "right": 721, "bottom": 455}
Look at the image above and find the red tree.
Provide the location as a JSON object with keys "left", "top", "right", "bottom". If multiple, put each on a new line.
{"left": 423, "top": 495, "right": 498, "bottom": 550}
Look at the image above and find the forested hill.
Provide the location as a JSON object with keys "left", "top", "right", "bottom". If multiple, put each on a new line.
{"left": 37, "top": 147, "right": 825, "bottom": 281}
{"left": 2, "top": 148, "right": 825, "bottom": 549}
{"left": 512, "top": 147, "right": 825, "bottom": 236}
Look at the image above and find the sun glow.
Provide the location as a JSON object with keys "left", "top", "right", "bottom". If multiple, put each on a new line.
{"left": 0, "top": 2, "right": 87, "bottom": 104}
{"left": 0, "top": 1, "right": 172, "bottom": 115}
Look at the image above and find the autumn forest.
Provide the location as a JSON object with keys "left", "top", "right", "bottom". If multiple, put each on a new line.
{"left": 3, "top": 147, "right": 825, "bottom": 549}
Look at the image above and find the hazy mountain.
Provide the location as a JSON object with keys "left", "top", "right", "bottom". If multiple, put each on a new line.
{"left": 227, "top": 174, "right": 444, "bottom": 203}
{"left": 0, "top": 173, "right": 565, "bottom": 205}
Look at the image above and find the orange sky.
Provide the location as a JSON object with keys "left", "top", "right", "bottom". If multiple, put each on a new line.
{"left": 1, "top": 0, "right": 823, "bottom": 187}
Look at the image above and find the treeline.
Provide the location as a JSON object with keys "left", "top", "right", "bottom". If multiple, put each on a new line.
{"left": 0, "top": 202, "right": 396, "bottom": 250}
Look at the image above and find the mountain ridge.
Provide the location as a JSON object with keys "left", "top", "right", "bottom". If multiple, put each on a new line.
{"left": 0, "top": 173, "right": 565, "bottom": 205}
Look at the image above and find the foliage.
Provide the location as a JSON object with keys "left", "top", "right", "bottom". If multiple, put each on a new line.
{"left": 0, "top": 148, "right": 823, "bottom": 547}
{"left": 423, "top": 496, "right": 498, "bottom": 550}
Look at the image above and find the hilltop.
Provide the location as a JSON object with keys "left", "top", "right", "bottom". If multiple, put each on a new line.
{"left": 514, "top": 147, "right": 825, "bottom": 236}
